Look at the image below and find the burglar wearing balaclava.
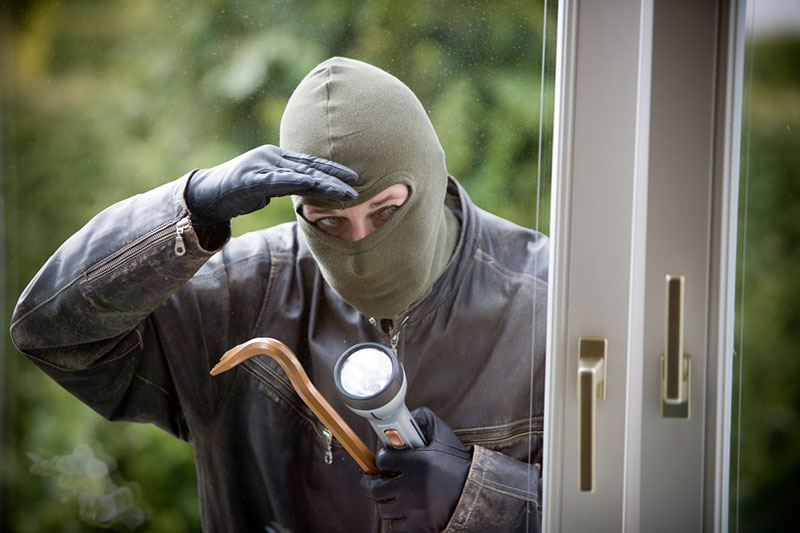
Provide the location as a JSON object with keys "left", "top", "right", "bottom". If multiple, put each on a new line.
{"left": 12, "top": 57, "right": 547, "bottom": 532}
{"left": 189, "top": 57, "right": 470, "bottom": 531}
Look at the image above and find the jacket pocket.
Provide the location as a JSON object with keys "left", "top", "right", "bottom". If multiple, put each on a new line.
{"left": 242, "top": 357, "right": 338, "bottom": 465}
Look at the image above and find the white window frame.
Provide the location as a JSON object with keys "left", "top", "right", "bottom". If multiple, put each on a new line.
{"left": 543, "top": 0, "right": 746, "bottom": 530}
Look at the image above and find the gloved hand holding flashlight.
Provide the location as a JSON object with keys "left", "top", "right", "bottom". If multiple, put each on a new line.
{"left": 334, "top": 343, "right": 471, "bottom": 532}
{"left": 361, "top": 407, "right": 472, "bottom": 533}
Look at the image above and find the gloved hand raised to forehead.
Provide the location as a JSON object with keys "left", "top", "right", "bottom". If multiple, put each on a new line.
{"left": 361, "top": 407, "right": 472, "bottom": 533}
{"left": 185, "top": 144, "right": 357, "bottom": 225}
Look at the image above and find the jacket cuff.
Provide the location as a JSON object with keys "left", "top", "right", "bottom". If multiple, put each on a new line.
{"left": 444, "top": 445, "right": 541, "bottom": 533}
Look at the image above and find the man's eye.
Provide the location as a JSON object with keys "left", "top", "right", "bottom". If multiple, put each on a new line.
{"left": 316, "top": 217, "right": 343, "bottom": 230}
{"left": 374, "top": 206, "right": 399, "bottom": 221}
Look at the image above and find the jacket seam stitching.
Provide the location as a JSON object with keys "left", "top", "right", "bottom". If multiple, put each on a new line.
{"left": 245, "top": 362, "right": 300, "bottom": 409}
{"left": 18, "top": 337, "right": 141, "bottom": 373}
{"left": 474, "top": 247, "right": 548, "bottom": 287}
{"left": 479, "top": 478, "right": 539, "bottom": 504}
{"left": 203, "top": 364, "right": 240, "bottom": 442}
{"left": 459, "top": 458, "right": 485, "bottom": 527}
{"left": 454, "top": 417, "right": 543, "bottom": 433}
{"left": 133, "top": 371, "right": 173, "bottom": 399}
{"left": 190, "top": 252, "right": 271, "bottom": 281}
{"left": 129, "top": 372, "right": 185, "bottom": 421}
{"left": 461, "top": 431, "right": 543, "bottom": 448}
{"left": 252, "top": 237, "right": 278, "bottom": 339}
{"left": 10, "top": 276, "right": 82, "bottom": 333}
{"left": 242, "top": 363, "right": 317, "bottom": 427}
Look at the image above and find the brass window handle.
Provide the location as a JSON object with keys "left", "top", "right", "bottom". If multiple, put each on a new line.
{"left": 211, "top": 337, "right": 379, "bottom": 474}
{"left": 578, "top": 337, "right": 607, "bottom": 492}
{"left": 661, "top": 276, "right": 691, "bottom": 419}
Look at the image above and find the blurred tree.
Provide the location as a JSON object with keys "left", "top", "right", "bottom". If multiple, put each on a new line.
{"left": 732, "top": 34, "right": 800, "bottom": 533}
{"left": 1, "top": 0, "right": 557, "bottom": 530}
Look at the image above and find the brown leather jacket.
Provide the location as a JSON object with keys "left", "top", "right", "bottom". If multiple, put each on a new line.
{"left": 11, "top": 175, "right": 548, "bottom": 532}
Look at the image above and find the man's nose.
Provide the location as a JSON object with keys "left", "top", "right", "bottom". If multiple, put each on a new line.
{"left": 347, "top": 217, "right": 375, "bottom": 241}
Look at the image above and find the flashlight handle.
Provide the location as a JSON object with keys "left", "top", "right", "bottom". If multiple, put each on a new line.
{"left": 367, "top": 403, "right": 426, "bottom": 449}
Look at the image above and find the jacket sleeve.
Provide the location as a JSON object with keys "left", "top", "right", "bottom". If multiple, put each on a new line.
{"left": 9, "top": 174, "right": 230, "bottom": 441}
{"left": 445, "top": 446, "right": 541, "bottom": 533}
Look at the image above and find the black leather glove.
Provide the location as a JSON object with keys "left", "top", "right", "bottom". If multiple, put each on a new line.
{"left": 361, "top": 407, "right": 472, "bottom": 533}
{"left": 185, "top": 144, "right": 357, "bottom": 225}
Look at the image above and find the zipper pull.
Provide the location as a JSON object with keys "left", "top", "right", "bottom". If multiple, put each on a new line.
{"left": 370, "top": 317, "right": 409, "bottom": 351}
{"left": 389, "top": 316, "right": 410, "bottom": 351}
{"left": 175, "top": 217, "right": 191, "bottom": 256}
{"left": 322, "top": 428, "right": 333, "bottom": 464}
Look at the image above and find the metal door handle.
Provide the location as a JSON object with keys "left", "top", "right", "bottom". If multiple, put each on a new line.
{"left": 661, "top": 275, "right": 691, "bottom": 418}
{"left": 578, "top": 337, "right": 606, "bottom": 492}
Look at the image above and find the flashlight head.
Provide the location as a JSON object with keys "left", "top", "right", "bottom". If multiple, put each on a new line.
{"left": 334, "top": 342, "right": 426, "bottom": 449}
{"left": 334, "top": 343, "right": 404, "bottom": 411}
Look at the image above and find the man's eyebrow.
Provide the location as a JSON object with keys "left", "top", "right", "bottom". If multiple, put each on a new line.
{"left": 304, "top": 192, "right": 405, "bottom": 215}
{"left": 368, "top": 193, "right": 406, "bottom": 208}
{"left": 304, "top": 207, "right": 338, "bottom": 215}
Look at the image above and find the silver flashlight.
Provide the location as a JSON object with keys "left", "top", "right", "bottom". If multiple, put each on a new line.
{"left": 334, "top": 343, "right": 426, "bottom": 449}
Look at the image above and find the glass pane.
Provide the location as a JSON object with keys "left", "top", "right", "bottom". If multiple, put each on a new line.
{"left": 731, "top": 1, "right": 800, "bottom": 530}
{"left": 1, "top": 1, "right": 557, "bottom": 530}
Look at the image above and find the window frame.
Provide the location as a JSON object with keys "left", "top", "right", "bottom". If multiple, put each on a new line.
{"left": 544, "top": 0, "right": 745, "bottom": 530}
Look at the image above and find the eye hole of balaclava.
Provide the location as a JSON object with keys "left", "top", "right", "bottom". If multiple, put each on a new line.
{"left": 297, "top": 182, "right": 412, "bottom": 242}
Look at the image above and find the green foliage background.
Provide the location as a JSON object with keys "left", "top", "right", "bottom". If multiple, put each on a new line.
{"left": 730, "top": 32, "right": 800, "bottom": 532}
{"left": 1, "top": 1, "right": 556, "bottom": 530}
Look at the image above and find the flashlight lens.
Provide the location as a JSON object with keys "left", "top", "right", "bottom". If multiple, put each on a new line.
{"left": 339, "top": 348, "right": 393, "bottom": 398}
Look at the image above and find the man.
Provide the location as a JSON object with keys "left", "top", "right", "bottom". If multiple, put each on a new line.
{"left": 11, "top": 57, "right": 548, "bottom": 532}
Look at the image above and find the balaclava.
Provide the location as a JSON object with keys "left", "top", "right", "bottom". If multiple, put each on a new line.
{"left": 280, "top": 57, "right": 459, "bottom": 320}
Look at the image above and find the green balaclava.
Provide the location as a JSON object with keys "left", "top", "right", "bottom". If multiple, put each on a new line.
{"left": 280, "top": 57, "right": 459, "bottom": 320}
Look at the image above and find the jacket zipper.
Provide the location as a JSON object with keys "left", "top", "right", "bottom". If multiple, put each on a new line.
{"left": 321, "top": 427, "right": 333, "bottom": 464}
{"left": 85, "top": 215, "right": 191, "bottom": 282}
{"left": 368, "top": 316, "right": 408, "bottom": 533}
{"left": 369, "top": 315, "right": 409, "bottom": 352}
